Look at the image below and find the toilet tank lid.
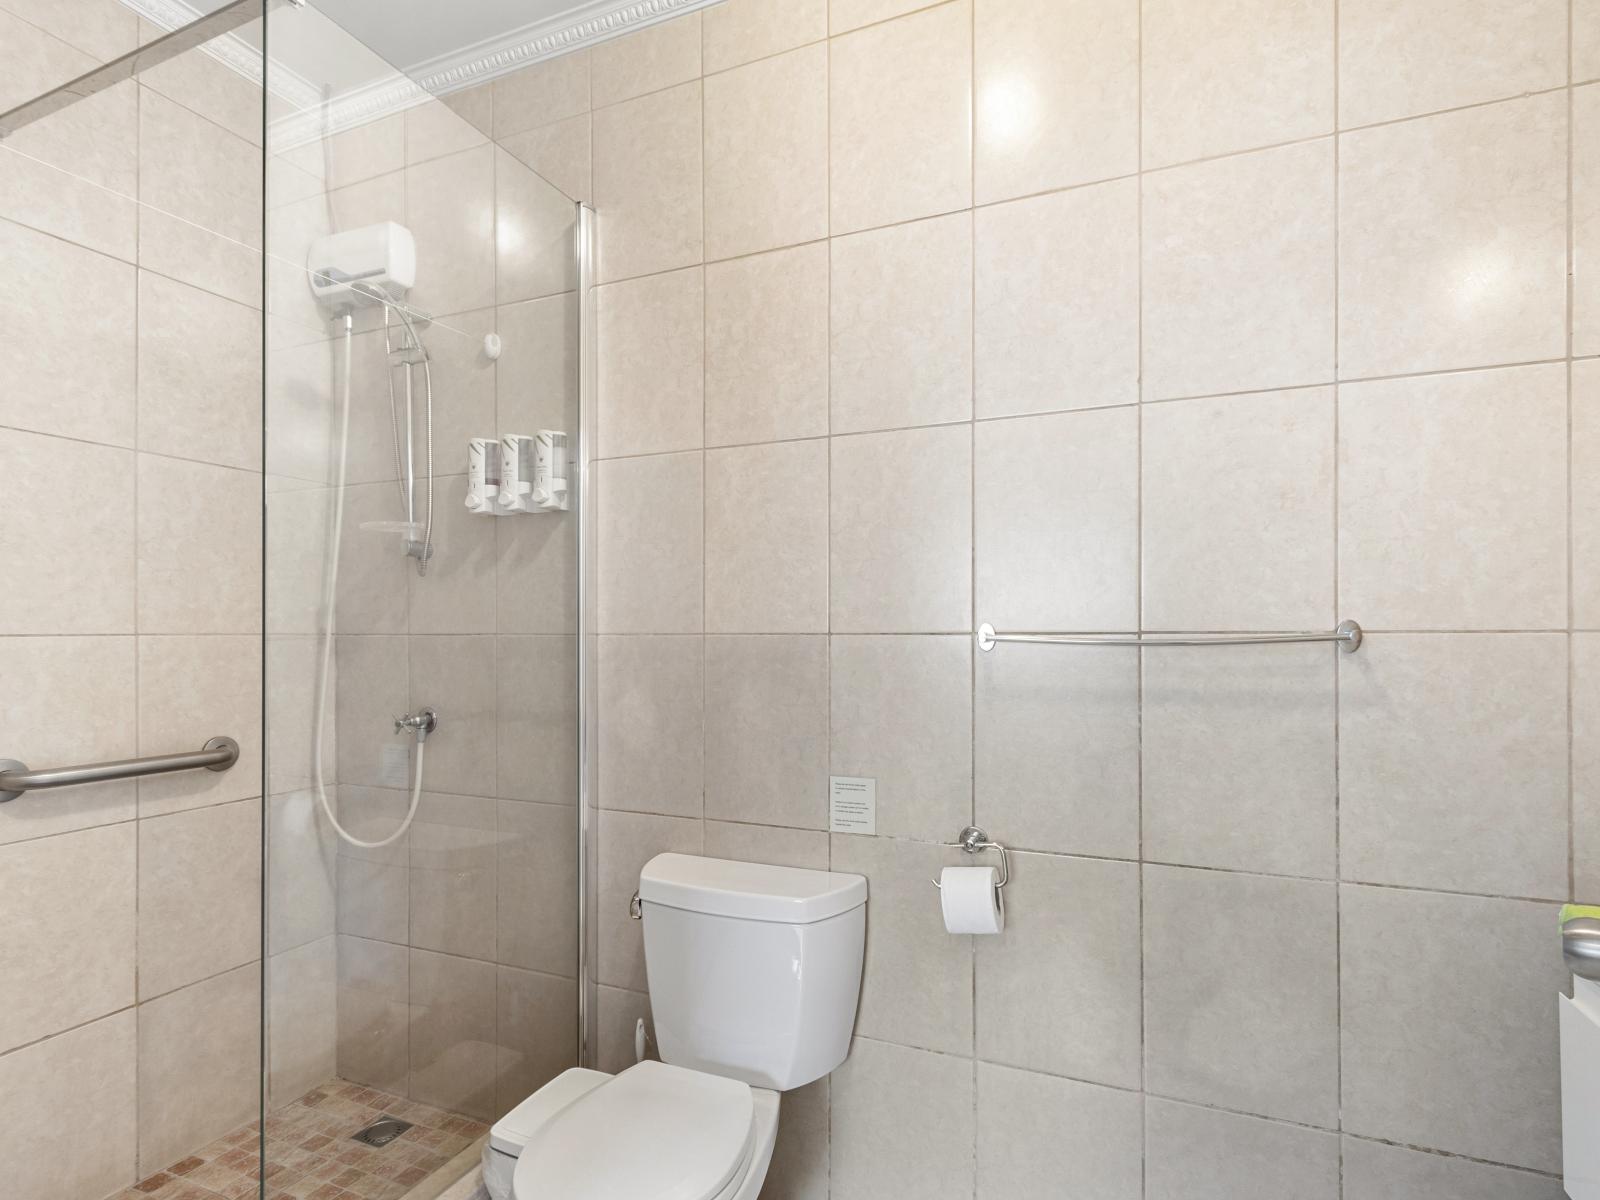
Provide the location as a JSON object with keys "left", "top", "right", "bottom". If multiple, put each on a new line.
{"left": 640, "top": 854, "right": 867, "bottom": 924}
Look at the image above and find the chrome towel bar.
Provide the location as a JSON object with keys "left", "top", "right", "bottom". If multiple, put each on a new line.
{"left": 0, "top": 737, "right": 240, "bottom": 803}
{"left": 976, "top": 620, "right": 1363, "bottom": 654}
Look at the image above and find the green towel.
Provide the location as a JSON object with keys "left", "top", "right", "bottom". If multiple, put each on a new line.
{"left": 1562, "top": 904, "right": 1600, "bottom": 924}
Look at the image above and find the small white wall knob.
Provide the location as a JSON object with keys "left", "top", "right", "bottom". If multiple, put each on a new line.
{"left": 483, "top": 332, "right": 503, "bottom": 361}
{"left": 634, "top": 1018, "right": 647, "bottom": 1063}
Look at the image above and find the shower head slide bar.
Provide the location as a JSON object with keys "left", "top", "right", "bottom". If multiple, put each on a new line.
{"left": 0, "top": 737, "right": 239, "bottom": 803}
{"left": 976, "top": 620, "right": 1363, "bottom": 654}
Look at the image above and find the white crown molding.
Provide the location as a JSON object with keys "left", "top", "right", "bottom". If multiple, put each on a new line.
{"left": 117, "top": 0, "right": 322, "bottom": 113}
{"left": 121, "top": 0, "right": 721, "bottom": 152}
{"left": 408, "top": 0, "right": 720, "bottom": 96}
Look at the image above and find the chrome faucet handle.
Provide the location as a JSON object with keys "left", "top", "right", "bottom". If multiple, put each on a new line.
{"left": 393, "top": 708, "right": 439, "bottom": 740}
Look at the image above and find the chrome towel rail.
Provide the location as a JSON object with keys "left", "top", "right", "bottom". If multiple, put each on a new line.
{"left": 0, "top": 737, "right": 240, "bottom": 803}
{"left": 976, "top": 620, "right": 1363, "bottom": 654}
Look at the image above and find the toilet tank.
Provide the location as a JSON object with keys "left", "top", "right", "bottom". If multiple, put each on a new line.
{"left": 639, "top": 854, "right": 867, "bottom": 1091}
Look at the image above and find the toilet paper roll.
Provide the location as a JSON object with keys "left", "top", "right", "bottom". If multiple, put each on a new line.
{"left": 939, "top": 866, "right": 1004, "bottom": 934}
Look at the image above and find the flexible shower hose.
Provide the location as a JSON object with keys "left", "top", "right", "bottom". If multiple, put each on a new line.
{"left": 308, "top": 313, "right": 427, "bottom": 850}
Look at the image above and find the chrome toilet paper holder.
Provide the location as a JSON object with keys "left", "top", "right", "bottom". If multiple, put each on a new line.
{"left": 931, "top": 826, "right": 1010, "bottom": 889}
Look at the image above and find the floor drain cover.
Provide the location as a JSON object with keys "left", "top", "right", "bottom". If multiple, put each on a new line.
{"left": 351, "top": 1116, "right": 413, "bottom": 1147}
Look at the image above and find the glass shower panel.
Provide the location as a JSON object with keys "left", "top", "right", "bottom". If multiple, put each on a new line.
{"left": 261, "top": 7, "right": 583, "bottom": 1197}
{"left": 0, "top": 5, "right": 267, "bottom": 1199}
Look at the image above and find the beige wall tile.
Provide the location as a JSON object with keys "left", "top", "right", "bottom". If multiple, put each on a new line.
{"left": 829, "top": 1037, "right": 974, "bottom": 1200}
{"left": 0, "top": 429, "right": 134, "bottom": 635}
{"left": 141, "top": 40, "right": 262, "bottom": 151}
{"left": 0, "top": 1010, "right": 136, "bottom": 1200}
{"left": 596, "top": 452, "right": 704, "bottom": 633}
{"left": 1575, "top": 86, "right": 1600, "bottom": 357}
{"left": 497, "top": 292, "right": 580, "bottom": 442}
{"left": 137, "top": 455, "right": 261, "bottom": 634}
{"left": 406, "top": 145, "right": 496, "bottom": 316}
{"left": 829, "top": 0, "right": 932, "bottom": 34}
{"left": 975, "top": 0, "right": 1138, "bottom": 203}
{"left": 831, "top": 212, "right": 973, "bottom": 433}
{"left": 1577, "top": 634, "right": 1600, "bottom": 901}
{"left": 408, "top": 792, "right": 496, "bottom": 960}
{"left": 405, "top": 96, "right": 488, "bottom": 164}
{"left": 405, "top": 478, "right": 496, "bottom": 635}
{"left": 334, "top": 637, "right": 409, "bottom": 791}
{"left": 1145, "top": 867, "right": 1339, "bottom": 1126}
{"left": 976, "top": 644, "right": 1140, "bottom": 859}
{"left": 0, "top": 823, "right": 134, "bottom": 1055}
{"left": 266, "top": 936, "right": 336, "bottom": 1105}
{"left": 704, "top": 635, "right": 829, "bottom": 828}
{"left": 1339, "top": 0, "right": 1566, "bottom": 128}
{"left": 704, "top": 43, "right": 828, "bottom": 260}
{"left": 139, "top": 210, "right": 261, "bottom": 310}
{"left": 411, "top": 634, "right": 497, "bottom": 796}
{"left": 5, "top": 0, "right": 137, "bottom": 60}
{"left": 492, "top": 51, "right": 590, "bottom": 141}
{"left": 137, "top": 962, "right": 260, "bottom": 1172}
{"left": 324, "top": 114, "right": 405, "bottom": 191}
{"left": 1339, "top": 365, "right": 1567, "bottom": 630}
{"left": 975, "top": 407, "right": 1138, "bottom": 632}
{"left": 831, "top": 425, "right": 972, "bottom": 632}
{"left": 1340, "top": 1137, "right": 1568, "bottom": 1200}
{"left": 597, "top": 267, "right": 704, "bottom": 458}
{"left": 591, "top": 13, "right": 703, "bottom": 107}
{"left": 335, "top": 788, "right": 411, "bottom": 946}
{"left": 706, "top": 440, "right": 830, "bottom": 632}
{"left": 1581, "top": 0, "right": 1600, "bottom": 81}
{"left": 976, "top": 1063, "right": 1142, "bottom": 1200}
{"left": 138, "top": 90, "right": 260, "bottom": 249}
{"left": 1141, "top": 0, "right": 1333, "bottom": 168}
{"left": 137, "top": 272, "right": 261, "bottom": 470}
{"left": 1339, "top": 94, "right": 1567, "bottom": 378}
{"left": 498, "top": 115, "right": 591, "bottom": 204}
{"left": 137, "top": 635, "right": 262, "bottom": 816}
{"left": 497, "top": 965, "right": 579, "bottom": 1116}
{"left": 829, "top": 1, "right": 973, "bottom": 234}
{"left": 975, "top": 179, "right": 1139, "bottom": 418}
{"left": 596, "top": 809, "right": 702, "bottom": 990}
{"left": 266, "top": 789, "right": 336, "bottom": 956}
{"left": 336, "top": 933, "right": 409, "bottom": 1093}
{"left": 496, "top": 636, "right": 578, "bottom": 805}
{"left": 598, "top": 635, "right": 704, "bottom": 818}
{"left": 1340, "top": 886, "right": 1564, "bottom": 1171}
{"left": 764, "top": 1076, "right": 830, "bottom": 1200}
{"left": 496, "top": 147, "right": 581, "bottom": 304}
{"left": 593, "top": 80, "right": 703, "bottom": 282}
{"left": 1143, "top": 389, "right": 1334, "bottom": 630}
{"left": 138, "top": 798, "right": 261, "bottom": 1000}
{"left": 497, "top": 800, "right": 580, "bottom": 975}
{"left": 1143, "top": 139, "right": 1335, "bottom": 399}
{"left": 976, "top": 853, "right": 1141, "bottom": 1086}
{"left": 1145, "top": 1100, "right": 1340, "bottom": 1200}
{"left": 830, "top": 636, "right": 972, "bottom": 841}
{"left": 0, "top": 17, "right": 136, "bottom": 259}
{"left": 1340, "top": 634, "right": 1568, "bottom": 900}
{"left": 594, "top": 984, "right": 655, "bottom": 1074}
{"left": 0, "top": 217, "right": 135, "bottom": 444}
{"left": 1142, "top": 645, "right": 1336, "bottom": 877}
{"left": 705, "top": 243, "right": 830, "bottom": 446}
{"left": 409, "top": 947, "right": 497, "bottom": 1120}
{"left": 703, "top": 821, "right": 830, "bottom": 869}
{"left": 0, "top": 636, "right": 137, "bottom": 844}
{"left": 829, "top": 834, "right": 973, "bottom": 1055}
{"left": 705, "top": 0, "right": 828, "bottom": 72}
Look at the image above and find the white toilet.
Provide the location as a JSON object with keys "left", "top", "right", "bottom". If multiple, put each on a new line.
{"left": 483, "top": 853, "right": 868, "bottom": 1200}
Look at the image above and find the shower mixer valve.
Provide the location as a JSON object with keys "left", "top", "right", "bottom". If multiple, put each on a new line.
{"left": 394, "top": 708, "right": 439, "bottom": 742}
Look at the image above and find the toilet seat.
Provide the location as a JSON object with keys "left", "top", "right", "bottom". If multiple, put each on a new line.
{"left": 511, "top": 1060, "right": 756, "bottom": 1200}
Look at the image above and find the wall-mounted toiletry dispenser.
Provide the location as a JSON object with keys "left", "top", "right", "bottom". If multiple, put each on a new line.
{"left": 466, "top": 432, "right": 569, "bottom": 515}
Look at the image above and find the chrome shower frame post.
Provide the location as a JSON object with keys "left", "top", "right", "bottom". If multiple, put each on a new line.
{"left": 576, "top": 202, "right": 598, "bottom": 1070}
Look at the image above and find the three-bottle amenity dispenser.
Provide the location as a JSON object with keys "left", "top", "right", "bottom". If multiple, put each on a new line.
{"left": 467, "top": 432, "right": 569, "bottom": 515}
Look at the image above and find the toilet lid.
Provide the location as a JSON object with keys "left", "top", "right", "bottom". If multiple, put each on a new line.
{"left": 512, "top": 1060, "right": 755, "bottom": 1200}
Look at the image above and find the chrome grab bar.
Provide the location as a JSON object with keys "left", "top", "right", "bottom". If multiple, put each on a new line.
{"left": 976, "top": 620, "right": 1363, "bottom": 654}
{"left": 0, "top": 737, "right": 240, "bottom": 803}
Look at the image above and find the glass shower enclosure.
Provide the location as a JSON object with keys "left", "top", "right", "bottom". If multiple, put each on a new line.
{"left": 0, "top": 1, "right": 591, "bottom": 1196}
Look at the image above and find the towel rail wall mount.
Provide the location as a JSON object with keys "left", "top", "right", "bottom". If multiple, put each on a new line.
{"left": 0, "top": 737, "right": 240, "bottom": 803}
{"left": 976, "top": 620, "right": 1363, "bottom": 653}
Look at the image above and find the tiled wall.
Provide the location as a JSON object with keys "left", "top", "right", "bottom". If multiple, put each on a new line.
{"left": 0, "top": 3, "right": 266, "bottom": 1197}
{"left": 537, "top": 0, "right": 1597, "bottom": 1196}
{"left": 263, "top": 32, "right": 584, "bottom": 1128}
